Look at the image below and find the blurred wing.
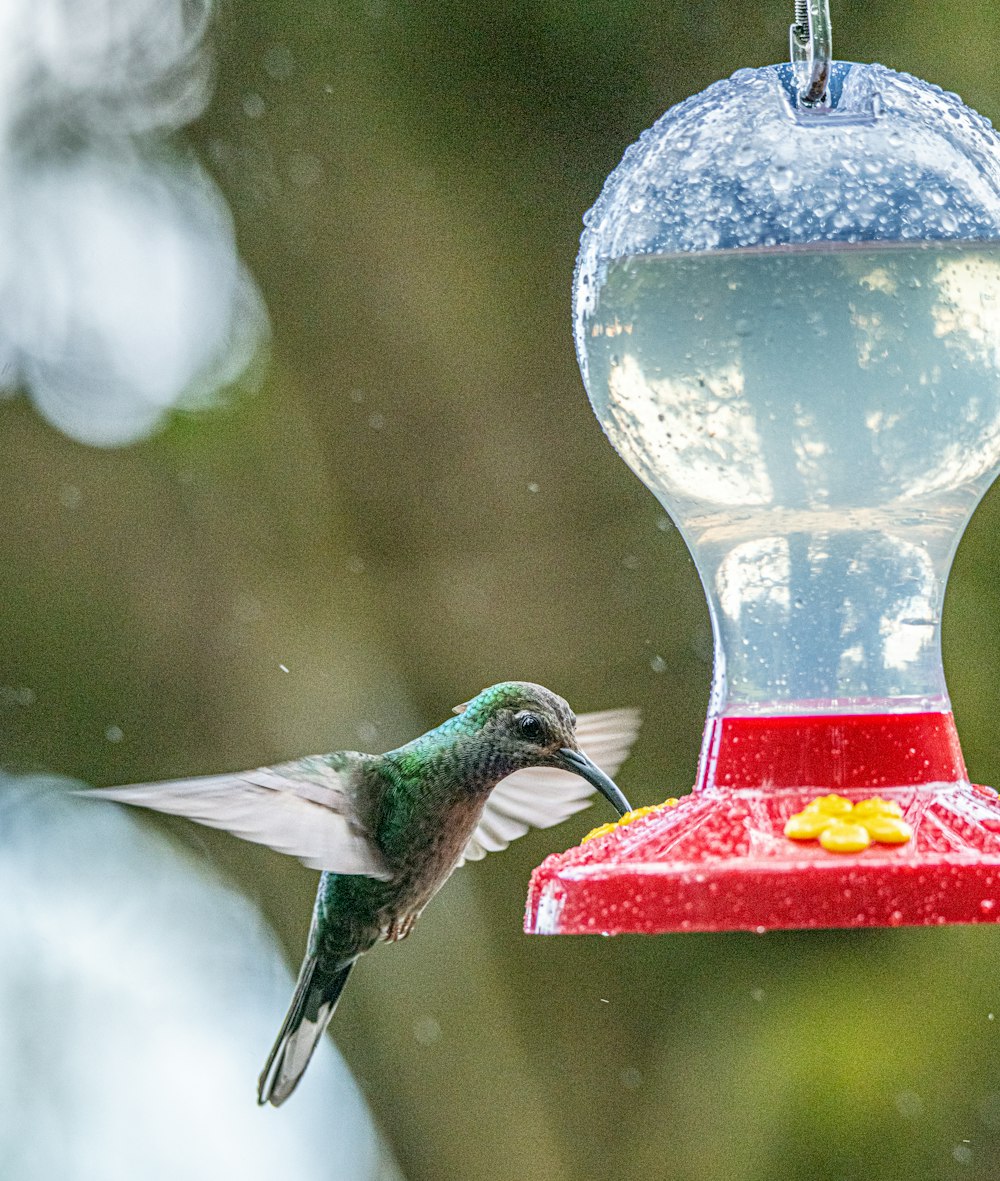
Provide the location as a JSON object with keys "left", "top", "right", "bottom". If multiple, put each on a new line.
{"left": 457, "top": 707, "right": 641, "bottom": 867}
{"left": 76, "top": 756, "right": 392, "bottom": 879}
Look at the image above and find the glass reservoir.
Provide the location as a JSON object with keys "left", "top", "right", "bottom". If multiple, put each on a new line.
{"left": 585, "top": 242, "right": 1000, "bottom": 714}
{"left": 576, "top": 62, "right": 1000, "bottom": 793}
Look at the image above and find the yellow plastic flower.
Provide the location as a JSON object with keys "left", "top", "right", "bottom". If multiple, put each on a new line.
{"left": 818, "top": 822, "right": 872, "bottom": 853}
{"left": 860, "top": 815, "right": 912, "bottom": 844}
{"left": 581, "top": 822, "right": 618, "bottom": 844}
{"left": 784, "top": 795, "right": 913, "bottom": 853}
{"left": 851, "top": 797, "right": 904, "bottom": 818}
{"left": 582, "top": 796, "right": 680, "bottom": 844}
{"left": 782, "top": 811, "right": 838, "bottom": 840}
{"left": 802, "top": 794, "right": 854, "bottom": 816}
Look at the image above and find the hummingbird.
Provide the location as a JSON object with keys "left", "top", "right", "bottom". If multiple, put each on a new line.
{"left": 80, "top": 681, "right": 638, "bottom": 1106}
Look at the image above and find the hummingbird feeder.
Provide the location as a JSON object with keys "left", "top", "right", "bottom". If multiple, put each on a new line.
{"left": 526, "top": 2, "right": 1000, "bottom": 934}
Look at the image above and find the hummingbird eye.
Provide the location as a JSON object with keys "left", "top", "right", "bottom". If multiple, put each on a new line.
{"left": 516, "top": 712, "right": 545, "bottom": 743}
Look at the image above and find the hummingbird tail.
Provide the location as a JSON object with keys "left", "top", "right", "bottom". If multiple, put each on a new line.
{"left": 257, "top": 955, "right": 354, "bottom": 1107}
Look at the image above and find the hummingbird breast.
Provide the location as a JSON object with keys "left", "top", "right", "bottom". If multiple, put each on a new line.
{"left": 382, "top": 789, "right": 486, "bottom": 921}
{"left": 357, "top": 740, "right": 511, "bottom": 942}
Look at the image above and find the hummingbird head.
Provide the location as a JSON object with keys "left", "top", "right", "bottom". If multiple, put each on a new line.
{"left": 453, "top": 682, "right": 631, "bottom": 816}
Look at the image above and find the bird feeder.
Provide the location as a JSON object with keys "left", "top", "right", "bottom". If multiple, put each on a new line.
{"left": 526, "top": 4, "right": 1000, "bottom": 934}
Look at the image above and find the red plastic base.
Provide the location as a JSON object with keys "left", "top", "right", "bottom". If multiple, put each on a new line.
{"left": 700, "top": 710, "right": 967, "bottom": 791}
{"left": 525, "top": 712, "right": 1000, "bottom": 935}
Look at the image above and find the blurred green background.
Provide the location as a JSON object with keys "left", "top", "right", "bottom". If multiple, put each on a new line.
{"left": 4, "top": 1, "right": 1000, "bottom": 1177}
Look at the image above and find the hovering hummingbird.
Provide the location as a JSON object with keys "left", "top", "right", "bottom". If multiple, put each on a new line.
{"left": 80, "top": 681, "right": 638, "bottom": 1106}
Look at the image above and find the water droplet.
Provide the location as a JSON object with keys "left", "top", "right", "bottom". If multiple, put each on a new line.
{"left": 895, "top": 1090, "right": 924, "bottom": 1120}
{"left": 104, "top": 725, "right": 124, "bottom": 743}
{"left": 413, "top": 1016, "right": 441, "bottom": 1045}
{"left": 263, "top": 43, "right": 294, "bottom": 80}
{"left": 242, "top": 92, "right": 266, "bottom": 119}
{"left": 649, "top": 655, "right": 666, "bottom": 673}
{"left": 289, "top": 153, "right": 323, "bottom": 189}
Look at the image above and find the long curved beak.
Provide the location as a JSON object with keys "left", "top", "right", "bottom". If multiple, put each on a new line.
{"left": 555, "top": 748, "right": 632, "bottom": 817}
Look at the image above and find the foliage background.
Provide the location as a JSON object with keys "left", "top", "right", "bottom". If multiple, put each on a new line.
{"left": 3, "top": 1, "right": 1000, "bottom": 1177}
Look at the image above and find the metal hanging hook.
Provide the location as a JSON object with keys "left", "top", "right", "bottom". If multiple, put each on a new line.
{"left": 789, "top": 0, "right": 832, "bottom": 107}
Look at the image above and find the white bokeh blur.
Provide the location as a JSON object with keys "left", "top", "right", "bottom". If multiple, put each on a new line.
{"left": 0, "top": 0, "right": 268, "bottom": 445}
{"left": 0, "top": 778, "right": 403, "bottom": 1181}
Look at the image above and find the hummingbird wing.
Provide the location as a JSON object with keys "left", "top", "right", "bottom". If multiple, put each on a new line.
{"left": 457, "top": 707, "right": 640, "bottom": 865}
{"left": 76, "top": 755, "right": 392, "bottom": 879}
